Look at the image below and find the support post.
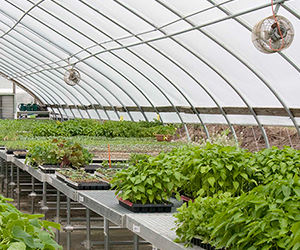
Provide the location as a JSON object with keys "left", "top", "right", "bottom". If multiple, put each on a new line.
{"left": 16, "top": 166, "right": 20, "bottom": 209}
{"left": 41, "top": 182, "right": 49, "bottom": 219}
{"left": 9, "top": 163, "right": 15, "bottom": 199}
{"left": 0, "top": 158, "right": 4, "bottom": 193}
{"left": 134, "top": 234, "right": 139, "bottom": 250}
{"left": 55, "top": 190, "right": 60, "bottom": 243}
{"left": 5, "top": 161, "right": 8, "bottom": 198}
{"left": 104, "top": 218, "right": 109, "bottom": 250}
{"left": 83, "top": 208, "right": 92, "bottom": 250}
{"left": 65, "top": 197, "right": 73, "bottom": 250}
{"left": 29, "top": 176, "right": 36, "bottom": 214}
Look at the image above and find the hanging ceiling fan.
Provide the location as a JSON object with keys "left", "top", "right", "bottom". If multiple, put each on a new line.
{"left": 252, "top": 15, "right": 294, "bottom": 54}
{"left": 64, "top": 68, "right": 81, "bottom": 86}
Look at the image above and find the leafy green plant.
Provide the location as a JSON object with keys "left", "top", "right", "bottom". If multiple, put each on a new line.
{"left": 175, "top": 177, "right": 300, "bottom": 250}
{"left": 25, "top": 141, "right": 58, "bottom": 166}
{"left": 128, "top": 153, "right": 151, "bottom": 165}
{"left": 176, "top": 143, "right": 256, "bottom": 198}
{"left": 0, "top": 195, "right": 61, "bottom": 250}
{"left": 251, "top": 146, "right": 300, "bottom": 185}
{"left": 55, "top": 139, "right": 93, "bottom": 168}
{"left": 174, "top": 192, "right": 232, "bottom": 246}
{"left": 25, "top": 139, "right": 93, "bottom": 168}
{"left": 111, "top": 153, "right": 186, "bottom": 204}
{"left": 154, "top": 124, "right": 177, "bottom": 136}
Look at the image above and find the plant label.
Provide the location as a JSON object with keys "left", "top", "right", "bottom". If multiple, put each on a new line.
{"left": 133, "top": 224, "right": 140, "bottom": 233}
{"left": 78, "top": 195, "right": 84, "bottom": 203}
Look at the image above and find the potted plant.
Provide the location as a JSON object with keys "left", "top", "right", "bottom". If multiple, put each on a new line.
{"left": 111, "top": 155, "right": 185, "bottom": 213}
{"left": 154, "top": 125, "right": 177, "bottom": 142}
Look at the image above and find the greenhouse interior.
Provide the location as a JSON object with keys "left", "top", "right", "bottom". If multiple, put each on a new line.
{"left": 0, "top": 0, "right": 300, "bottom": 249}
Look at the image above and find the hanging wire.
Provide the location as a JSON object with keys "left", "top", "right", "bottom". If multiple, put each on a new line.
{"left": 251, "top": 126, "right": 260, "bottom": 152}
{"left": 285, "top": 127, "right": 293, "bottom": 148}
{"left": 269, "top": 0, "right": 285, "bottom": 51}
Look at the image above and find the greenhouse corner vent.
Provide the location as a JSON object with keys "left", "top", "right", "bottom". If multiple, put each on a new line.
{"left": 64, "top": 68, "right": 81, "bottom": 86}
{"left": 252, "top": 15, "right": 294, "bottom": 53}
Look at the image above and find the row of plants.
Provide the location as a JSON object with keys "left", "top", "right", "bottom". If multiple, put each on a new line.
{"left": 0, "top": 195, "right": 61, "bottom": 250}
{"left": 1, "top": 136, "right": 185, "bottom": 156}
{"left": 111, "top": 143, "right": 256, "bottom": 205}
{"left": 33, "top": 119, "right": 179, "bottom": 138}
{"left": 0, "top": 118, "right": 175, "bottom": 138}
{"left": 0, "top": 118, "right": 180, "bottom": 140}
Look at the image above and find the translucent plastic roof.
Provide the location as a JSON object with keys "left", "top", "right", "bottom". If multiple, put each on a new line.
{"left": 0, "top": 1, "right": 300, "bottom": 133}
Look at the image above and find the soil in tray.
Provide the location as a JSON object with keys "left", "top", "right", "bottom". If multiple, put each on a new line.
{"left": 191, "top": 238, "right": 224, "bottom": 250}
{"left": 118, "top": 198, "right": 173, "bottom": 213}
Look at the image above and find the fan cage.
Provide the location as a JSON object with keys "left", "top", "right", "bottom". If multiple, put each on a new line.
{"left": 252, "top": 15, "right": 294, "bottom": 54}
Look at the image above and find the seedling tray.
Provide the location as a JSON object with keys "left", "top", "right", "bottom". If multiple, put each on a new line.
{"left": 55, "top": 171, "right": 66, "bottom": 182}
{"left": 64, "top": 177, "right": 111, "bottom": 190}
{"left": 84, "top": 164, "right": 102, "bottom": 173}
{"left": 39, "top": 165, "right": 67, "bottom": 174}
{"left": 191, "top": 238, "right": 224, "bottom": 250}
{"left": 118, "top": 198, "right": 173, "bottom": 213}
{"left": 5, "top": 148, "right": 27, "bottom": 154}
{"left": 13, "top": 151, "right": 28, "bottom": 159}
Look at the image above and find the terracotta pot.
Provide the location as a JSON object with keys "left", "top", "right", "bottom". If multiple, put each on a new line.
{"left": 155, "top": 134, "right": 172, "bottom": 142}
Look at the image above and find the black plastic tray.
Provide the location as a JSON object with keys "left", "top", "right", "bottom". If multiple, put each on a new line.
{"left": 64, "top": 178, "right": 111, "bottom": 190}
{"left": 5, "top": 149, "right": 27, "bottom": 154}
{"left": 13, "top": 152, "right": 28, "bottom": 159}
{"left": 118, "top": 198, "right": 173, "bottom": 213}
{"left": 38, "top": 165, "right": 65, "bottom": 174}
{"left": 191, "top": 238, "right": 224, "bottom": 250}
{"left": 83, "top": 164, "right": 102, "bottom": 173}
